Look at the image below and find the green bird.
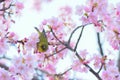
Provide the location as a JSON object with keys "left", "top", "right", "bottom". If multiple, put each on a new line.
{"left": 34, "top": 27, "right": 48, "bottom": 52}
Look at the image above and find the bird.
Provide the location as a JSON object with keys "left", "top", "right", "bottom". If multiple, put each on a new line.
{"left": 34, "top": 27, "right": 48, "bottom": 52}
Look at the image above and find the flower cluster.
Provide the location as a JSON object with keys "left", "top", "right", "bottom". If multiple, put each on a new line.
{"left": 0, "top": 0, "right": 120, "bottom": 80}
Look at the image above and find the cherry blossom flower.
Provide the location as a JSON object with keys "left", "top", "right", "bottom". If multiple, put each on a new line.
{"left": 15, "top": 2, "right": 24, "bottom": 15}
{"left": 15, "top": 2, "right": 24, "bottom": 10}
{"left": 92, "top": 54, "right": 102, "bottom": 69}
{"left": 116, "top": 2, "right": 120, "bottom": 17}
{"left": 9, "top": 53, "right": 38, "bottom": 80}
{"left": 32, "top": 0, "right": 42, "bottom": 11}
{"left": 101, "top": 66, "right": 120, "bottom": 80}
{"left": 72, "top": 59, "right": 89, "bottom": 73}
{"left": 80, "top": 49, "right": 88, "bottom": 57}
{"left": 106, "top": 26, "right": 120, "bottom": 50}
{"left": 59, "top": 6, "right": 72, "bottom": 16}
{"left": 0, "top": 38, "right": 9, "bottom": 55}
{"left": 25, "top": 32, "right": 39, "bottom": 52}
{"left": 75, "top": 5, "right": 84, "bottom": 16}
{"left": 0, "top": 68, "right": 11, "bottom": 80}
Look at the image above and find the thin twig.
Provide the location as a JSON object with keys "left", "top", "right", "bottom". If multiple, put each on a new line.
{"left": 60, "top": 67, "right": 72, "bottom": 75}
{"left": 85, "top": 63, "right": 102, "bottom": 80}
{"left": 74, "top": 26, "right": 85, "bottom": 51}
{"left": 97, "top": 32, "right": 104, "bottom": 56}
{"left": 68, "top": 23, "right": 92, "bottom": 45}
{"left": 46, "top": 47, "right": 67, "bottom": 58}
{"left": 50, "top": 28, "right": 65, "bottom": 46}
{"left": 50, "top": 28, "right": 73, "bottom": 51}
{"left": 51, "top": 24, "right": 102, "bottom": 80}
{"left": 75, "top": 51, "right": 102, "bottom": 80}
{"left": 39, "top": 67, "right": 72, "bottom": 77}
{"left": 68, "top": 25, "right": 82, "bottom": 44}
{"left": 0, "top": 3, "right": 13, "bottom": 11}
{"left": 97, "top": 63, "right": 104, "bottom": 74}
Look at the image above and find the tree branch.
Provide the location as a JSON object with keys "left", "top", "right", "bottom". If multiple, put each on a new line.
{"left": 38, "top": 67, "right": 72, "bottom": 79}
{"left": 75, "top": 51, "right": 102, "bottom": 80}
{"left": 50, "top": 27, "right": 73, "bottom": 51}
{"left": 97, "top": 32, "right": 104, "bottom": 56}
{"left": 0, "top": 63, "right": 9, "bottom": 70}
{"left": 0, "top": 2, "right": 14, "bottom": 11}
{"left": 51, "top": 24, "right": 102, "bottom": 80}
{"left": 97, "top": 63, "right": 104, "bottom": 74}
{"left": 68, "top": 25, "right": 82, "bottom": 44}
{"left": 45, "top": 47, "right": 67, "bottom": 58}
{"left": 0, "top": 0, "right": 4, "bottom": 3}
{"left": 74, "top": 26, "right": 84, "bottom": 51}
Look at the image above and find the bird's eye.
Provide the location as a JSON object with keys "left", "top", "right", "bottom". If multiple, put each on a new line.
{"left": 41, "top": 45, "right": 47, "bottom": 51}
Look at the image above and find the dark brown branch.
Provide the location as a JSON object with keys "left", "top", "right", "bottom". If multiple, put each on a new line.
{"left": 97, "top": 33, "right": 104, "bottom": 56}
{"left": 74, "top": 26, "right": 84, "bottom": 51}
{"left": 60, "top": 67, "right": 72, "bottom": 75}
{"left": 50, "top": 28, "right": 65, "bottom": 45}
{"left": 46, "top": 47, "right": 67, "bottom": 58}
{"left": 55, "top": 67, "right": 72, "bottom": 79}
{"left": 0, "top": 3, "right": 13, "bottom": 11}
{"left": 50, "top": 27, "right": 73, "bottom": 51}
{"left": 75, "top": 51, "right": 102, "bottom": 80}
{"left": 51, "top": 24, "right": 102, "bottom": 80}
{"left": 68, "top": 23, "right": 92, "bottom": 45}
{"left": 0, "top": 0, "right": 5, "bottom": 3}
{"left": 97, "top": 63, "right": 104, "bottom": 74}
{"left": 87, "top": 64, "right": 102, "bottom": 80}
{"left": 0, "top": 63, "right": 9, "bottom": 70}
{"left": 68, "top": 25, "right": 82, "bottom": 44}
{"left": 39, "top": 67, "right": 72, "bottom": 78}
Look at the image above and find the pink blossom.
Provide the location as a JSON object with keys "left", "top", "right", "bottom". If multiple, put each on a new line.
{"left": 79, "top": 49, "right": 88, "bottom": 59}
{"left": 0, "top": 38, "right": 9, "bottom": 54}
{"left": 44, "top": 63, "right": 56, "bottom": 74}
{"left": 24, "top": 53, "right": 38, "bottom": 68}
{"left": 92, "top": 54, "right": 102, "bottom": 69}
{"left": 116, "top": 2, "right": 120, "bottom": 16}
{"left": 75, "top": 5, "right": 84, "bottom": 16}
{"left": 47, "top": 17, "right": 63, "bottom": 30}
{"left": 0, "top": 68, "right": 11, "bottom": 80}
{"left": 72, "top": 60, "right": 88, "bottom": 73}
{"left": 59, "top": 6, "right": 72, "bottom": 16}
{"left": 15, "top": 2, "right": 24, "bottom": 10}
{"left": 43, "top": 0, "right": 52, "bottom": 3}
{"left": 32, "top": 0, "right": 42, "bottom": 11}
{"left": 25, "top": 33, "right": 39, "bottom": 51}
{"left": 102, "top": 71, "right": 112, "bottom": 80}
{"left": 106, "top": 26, "right": 120, "bottom": 50}
{"left": 10, "top": 53, "right": 38, "bottom": 80}
{"left": 101, "top": 67, "right": 120, "bottom": 80}
{"left": 15, "top": 2, "right": 24, "bottom": 15}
